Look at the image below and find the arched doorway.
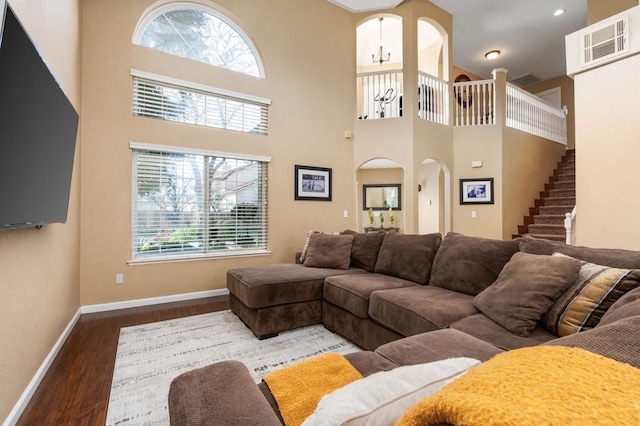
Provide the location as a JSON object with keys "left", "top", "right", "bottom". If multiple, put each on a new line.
{"left": 418, "top": 158, "right": 450, "bottom": 235}
{"left": 357, "top": 158, "right": 404, "bottom": 232}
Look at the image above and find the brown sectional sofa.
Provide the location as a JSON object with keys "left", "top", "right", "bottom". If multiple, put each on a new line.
{"left": 169, "top": 231, "right": 640, "bottom": 425}
{"left": 228, "top": 231, "right": 539, "bottom": 350}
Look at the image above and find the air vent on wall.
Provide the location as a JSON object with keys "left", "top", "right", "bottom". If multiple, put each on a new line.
{"left": 566, "top": 6, "right": 639, "bottom": 77}
{"left": 581, "top": 16, "right": 628, "bottom": 67}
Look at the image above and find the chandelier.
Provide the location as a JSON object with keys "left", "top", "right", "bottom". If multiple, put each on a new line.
{"left": 371, "top": 17, "right": 391, "bottom": 65}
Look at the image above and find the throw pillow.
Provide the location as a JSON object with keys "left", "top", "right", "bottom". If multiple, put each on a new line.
{"left": 303, "top": 233, "right": 354, "bottom": 270}
{"left": 473, "top": 252, "right": 582, "bottom": 337}
{"left": 373, "top": 232, "right": 441, "bottom": 285}
{"left": 429, "top": 232, "right": 521, "bottom": 295}
{"left": 299, "top": 230, "right": 341, "bottom": 263}
{"left": 301, "top": 358, "right": 480, "bottom": 426}
{"left": 541, "top": 253, "right": 640, "bottom": 336}
{"left": 299, "top": 230, "right": 322, "bottom": 263}
{"left": 341, "top": 229, "right": 386, "bottom": 272}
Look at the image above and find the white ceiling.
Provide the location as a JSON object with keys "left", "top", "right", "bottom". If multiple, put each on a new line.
{"left": 330, "top": 0, "right": 588, "bottom": 84}
{"left": 327, "top": 0, "right": 404, "bottom": 13}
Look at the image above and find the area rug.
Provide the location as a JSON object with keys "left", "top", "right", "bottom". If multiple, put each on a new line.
{"left": 105, "top": 310, "right": 360, "bottom": 425}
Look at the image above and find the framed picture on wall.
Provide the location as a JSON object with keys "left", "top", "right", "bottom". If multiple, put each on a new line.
{"left": 295, "top": 165, "right": 332, "bottom": 201}
{"left": 460, "top": 178, "right": 494, "bottom": 204}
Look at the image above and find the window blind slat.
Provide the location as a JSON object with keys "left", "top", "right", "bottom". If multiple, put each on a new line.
{"left": 133, "top": 76, "right": 268, "bottom": 135}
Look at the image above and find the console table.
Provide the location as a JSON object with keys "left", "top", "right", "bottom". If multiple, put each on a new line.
{"left": 364, "top": 226, "right": 400, "bottom": 233}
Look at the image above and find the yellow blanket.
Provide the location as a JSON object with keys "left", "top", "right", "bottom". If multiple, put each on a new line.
{"left": 397, "top": 346, "right": 640, "bottom": 426}
{"left": 263, "top": 352, "right": 362, "bottom": 426}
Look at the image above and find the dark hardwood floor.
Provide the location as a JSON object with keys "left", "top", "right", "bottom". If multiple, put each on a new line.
{"left": 16, "top": 295, "right": 230, "bottom": 425}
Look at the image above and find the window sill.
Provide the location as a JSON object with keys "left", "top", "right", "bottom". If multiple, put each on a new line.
{"left": 128, "top": 249, "right": 271, "bottom": 265}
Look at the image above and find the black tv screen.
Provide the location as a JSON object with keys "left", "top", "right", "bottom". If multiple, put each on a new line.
{"left": 0, "top": 3, "right": 79, "bottom": 230}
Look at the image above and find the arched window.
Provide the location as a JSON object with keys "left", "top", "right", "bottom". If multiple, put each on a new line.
{"left": 133, "top": 3, "right": 263, "bottom": 77}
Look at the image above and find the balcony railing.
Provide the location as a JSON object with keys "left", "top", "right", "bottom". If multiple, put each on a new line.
{"left": 418, "top": 72, "right": 449, "bottom": 125}
{"left": 357, "top": 69, "right": 403, "bottom": 119}
{"left": 357, "top": 69, "right": 568, "bottom": 145}
{"left": 356, "top": 70, "right": 449, "bottom": 125}
{"left": 453, "top": 79, "right": 495, "bottom": 126}
{"left": 506, "top": 83, "right": 567, "bottom": 145}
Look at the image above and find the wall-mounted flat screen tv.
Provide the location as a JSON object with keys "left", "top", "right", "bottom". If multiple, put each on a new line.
{"left": 0, "top": 2, "right": 79, "bottom": 230}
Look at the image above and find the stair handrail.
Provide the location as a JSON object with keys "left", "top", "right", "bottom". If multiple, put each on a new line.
{"left": 564, "top": 206, "right": 576, "bottom": 245}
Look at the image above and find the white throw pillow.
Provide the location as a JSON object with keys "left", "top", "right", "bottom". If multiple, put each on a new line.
{"left": 301, "top": 357, "right": 480, "bottom": 426}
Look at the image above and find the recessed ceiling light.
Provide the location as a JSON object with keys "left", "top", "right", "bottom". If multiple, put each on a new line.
{"left": 554, "top": 9, "right": 565, "bottom": 16}
{"left": 485, "top": 50, "right": 501, "bottom": 60}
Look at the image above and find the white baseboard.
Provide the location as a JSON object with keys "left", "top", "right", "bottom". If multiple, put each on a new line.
{"left": 3, "top": 308, "right": 82, "bottom": 426}
{"left": 3, "top": 288, "right": 230, "bottom": 426}
{"left": 80, "top": 288, "right": 229, "bottom": 314}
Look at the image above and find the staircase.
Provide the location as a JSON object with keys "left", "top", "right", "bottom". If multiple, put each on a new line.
{"left": 513, "top": 149, "right": 575, "bottom": 242}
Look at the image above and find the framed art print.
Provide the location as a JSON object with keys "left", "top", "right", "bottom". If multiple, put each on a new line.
{"left": 295, "top": 165, "right": 332, "bottom": 201}
{"left": 460, "top": 178, "right": 494, "bottom": 204}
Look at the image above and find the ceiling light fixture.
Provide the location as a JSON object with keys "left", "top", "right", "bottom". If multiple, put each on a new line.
{"left": 485, "top": 50, "right": 501, "bottom": 60}
{"left": 371, "top": 17, "right": 391, "bottom": 65}
{"left": 554, "top": 9, "right": 566, "bottom": 16}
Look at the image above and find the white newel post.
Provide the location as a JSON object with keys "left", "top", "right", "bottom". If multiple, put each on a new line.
{"left": 565, "top": 206, "right": 576, "bottom": 245}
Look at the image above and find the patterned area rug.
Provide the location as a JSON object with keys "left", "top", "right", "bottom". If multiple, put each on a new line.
{"left": 105, "top": 310, "right": 360, "bottom": 425}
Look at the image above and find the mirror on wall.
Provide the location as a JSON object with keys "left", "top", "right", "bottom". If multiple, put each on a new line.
{"left": 363, "top": 184, "right": 401, "bottom": 210}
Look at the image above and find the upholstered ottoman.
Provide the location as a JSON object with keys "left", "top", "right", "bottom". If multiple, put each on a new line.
{"left": 227, "top": 264, "right": 366, "bottom": 339}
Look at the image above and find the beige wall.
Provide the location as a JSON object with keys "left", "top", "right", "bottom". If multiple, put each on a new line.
{"left": 588, "top": 0, "right": 639, "bottom": 24}
{"left": 574, "top": 53, "right": 640, "bottom": 249}
{"left": 452, "top": 125, "right": 503, "bottom": 238}
{"left": 0, "top": 0, "right": 82, "bottom": 420}
{"left": 452, "top": 65, "right": 483, "bottom": 81}
{"left": 452, "top": 125, "right": 566, "bottom": 240}
{"left": 79, "top": 0, "right": 357, "bottom": 305}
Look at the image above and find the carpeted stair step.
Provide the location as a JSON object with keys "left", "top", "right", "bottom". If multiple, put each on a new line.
{"left": 557, "top": 165, "right": 575, "bottom": 174}
{"left": 539, "top": 206, "right": 574, "bottom": 216}
{"left": 542, "top": 197, "right": 575, "bottom": 207}
{"left": 523, "top": 233, "right": 566, "bottom": 242}
{"left": 528, "top": 224, "right": 566, "bottom": 236}
{"left": 548, "top": 189, "right": 576, "bottom": 198}
{"left": 551, "top": 181, "right": 575, "bottom": 190}
{"left": 533, "top": 214, "right": 566, "bottom": 225}
{"left": 556, "top": 173, "right": 576, "bottom": 182}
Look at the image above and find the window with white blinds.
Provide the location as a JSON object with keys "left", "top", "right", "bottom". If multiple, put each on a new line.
{"left": 131, "top": 143, "right": 269, "bottom": 261}
{"left": 132, "top": 72, "right": 269, "bottom": 135}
